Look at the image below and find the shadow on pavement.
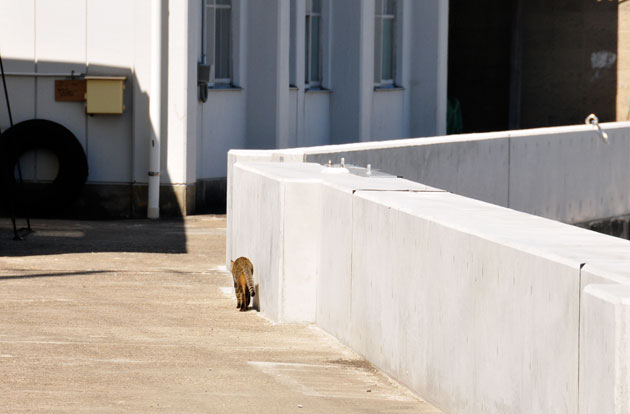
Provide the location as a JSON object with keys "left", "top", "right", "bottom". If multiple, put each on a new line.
{"left": 0, "top": 217, "right": 188, "bottom": 256}
{"left": 0, "top": 270, "right": 109, "bottom": 281}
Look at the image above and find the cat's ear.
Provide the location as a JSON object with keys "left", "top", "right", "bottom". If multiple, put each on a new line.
{"left": 230, "top": 260, "right": 234, "bottom": 269}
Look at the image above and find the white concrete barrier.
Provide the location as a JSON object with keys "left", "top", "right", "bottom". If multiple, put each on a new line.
{"left": 230, "top": 161, "right": 438, "bottom": 322}
{"left": 228, "top": 122, "right": 630, "bottom": 224}
{"left": 508, "top": 125, "right": 630, "bottom": 223}
{"left": 303, "top": 132, "right": 511, "bottom": 207}
{"left": 228, "top": 159, "right": 630, "bottom": 413}
{"left": 226, "top": 150, "right": 308, "bottom": 267}
{"left": 347, "top": 190, "right": 581, "bottom": 413}
{"left": 579, "top": 283, "right": 630, "bottom": 414}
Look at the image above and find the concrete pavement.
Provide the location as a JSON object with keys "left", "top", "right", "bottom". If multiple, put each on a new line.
{"left": 0, "top": 215, "right": 441, "bottom": 413}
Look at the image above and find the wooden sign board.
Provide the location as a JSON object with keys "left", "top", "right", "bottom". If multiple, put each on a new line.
{"left": 55, "top": 79, "right": 86, "bottom": 102}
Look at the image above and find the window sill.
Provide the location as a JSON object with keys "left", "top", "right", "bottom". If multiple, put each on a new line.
{"left": 208, "top": 85, "right": 243, "bottom": 92}
{"left": 373, "top": 85, "right": 405, "bottom": 92}
{"left": 305, "top": 87, "right": 331, "bottom": 94}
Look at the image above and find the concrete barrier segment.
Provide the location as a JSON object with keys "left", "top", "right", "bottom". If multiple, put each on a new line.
{"left": 228, "top": 145, "right": 630, "bottom": 412}
{"left": 508, "top": 126, "right": 630, "bottom": 223}
{"left": 229, "top": 161, "right": 444, "bottom": 323}
{"left": 228, "top": 121, "right": 630, "bottom": 237}
{"left": 304, "top": 138, "right": 510, "bottom": 208}
{"left": 579, "top": 283, "right": 630, "bottom": 414}
{"left": 227, "top": 150, "right": 277, "bottom": 268}
{"left": 346, "top": 190, "right": 581, "bottom": 412}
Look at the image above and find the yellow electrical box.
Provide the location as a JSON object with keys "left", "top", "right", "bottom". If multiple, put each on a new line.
{"left": 85, "top": 76, "right": 126, "bottom": 114}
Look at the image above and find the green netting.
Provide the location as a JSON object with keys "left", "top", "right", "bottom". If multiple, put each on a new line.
{"left": 447, "top": 97, "right": 463, "bottom": 135}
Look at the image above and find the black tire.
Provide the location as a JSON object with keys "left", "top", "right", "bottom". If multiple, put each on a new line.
{"left": 0, "top": 119, "right": 88, "bottom": 214}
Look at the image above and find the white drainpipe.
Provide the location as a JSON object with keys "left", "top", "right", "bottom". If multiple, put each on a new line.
{"left": 148, "top": 0, "right": 162, "bottom": 219}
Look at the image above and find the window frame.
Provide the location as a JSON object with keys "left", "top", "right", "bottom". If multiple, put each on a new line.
{"left": 374, "top": 0, "right": 397, "bottom": 88}
{"left": 305, "top": 0, "right": 322, "bottom": 89}
{"left": 204, "top": 0, "right": 233, "bottom": 87}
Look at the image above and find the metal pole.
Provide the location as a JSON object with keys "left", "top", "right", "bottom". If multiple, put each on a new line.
{"left": 0, "top": 52, "right": 32, "bottom": 238}
{"left": 147, "top": 0, "right": 162, "bottom": 219}
{"left": 0, "top": 55, "right": 14, "bottom": 127}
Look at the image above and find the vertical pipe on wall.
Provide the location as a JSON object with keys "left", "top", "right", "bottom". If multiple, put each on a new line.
{"left": 201, "top": 0, "right": 206, "bottom": 64}
{"left": 148, "top": 0, "right": 162, "bottom": 219}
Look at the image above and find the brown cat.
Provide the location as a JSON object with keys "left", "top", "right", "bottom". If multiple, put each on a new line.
{"left": 230, "top": 257, "right": 255, "bottom": 311}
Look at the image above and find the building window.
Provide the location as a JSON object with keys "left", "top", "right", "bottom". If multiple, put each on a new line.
{"left": 374, "top": 0, "right": 396, "bottom": 87}
{"left": 305, "top": 0, "right": 322, "bottom": 88}
{"left": 206, "top": 0, "right": 232, "bottom": 86}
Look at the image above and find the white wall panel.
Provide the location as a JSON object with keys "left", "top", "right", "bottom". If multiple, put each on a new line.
{"left": 371, "top": 89, "right": 405, "bottom": 141}
{"left": 329, "top": 0, "right": 373, "bottom": 144}
{"left": 85, "top": 0, "right": 135, "bottom": 183}
{"left": 0, "top": 1, "right": 36, "bottom": 130}
{"left": 0, "top": 0, "right": 35, "bottom": 66}
{"left": 86, "top": 0, "right": 134, "bottom": 70}
{"left": 0, "top": 78, "right": 36, "bottom": 130}
{"left": 35, "top": 0, "right": 86, "bottom": 72}
{"left": 166, "top": 0, "right": 198, "bottom": 185}
{"left": 131, "top": 0, "right": 153, "bottom": 184}
{"left": 199, "top": 91, "right": 247, "bottom": 179}
{"left": 303, "top": 91, "right": 330, "bottom": 147}
{"left": 245, "top": 0, "right": 290, "bottom": 150}
{"left": 35, "top": 78, "right": 86, "bottom": 149}
{"left": 86, "top": 109, "right": 133, "bottom": 183}
{"left": 35, "top": 0, "right": 86, "bottom": 155}
{"left": 0, "top": 0, "right": 172, "bottom": 188}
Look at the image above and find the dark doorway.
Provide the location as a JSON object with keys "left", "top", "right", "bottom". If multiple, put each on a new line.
{"left": 448, "top": 0, "right": 621, "bottom": 133}
{"left": 447, "top": 0, "right": 514, "bottom": 133}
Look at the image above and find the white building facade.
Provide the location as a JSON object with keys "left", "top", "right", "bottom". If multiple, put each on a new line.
{"left": 0, "top": 0, "right": 447, "bottom": 217}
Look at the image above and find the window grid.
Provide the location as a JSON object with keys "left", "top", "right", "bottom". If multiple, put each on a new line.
{"left": 305, "top": 0, "right": 322, "bottom": 88}
{"left": 374, "top": 0, "right": 396, "bottom": 87}
{"left": 206, "top": 0, "right": 232, "bottom": 85}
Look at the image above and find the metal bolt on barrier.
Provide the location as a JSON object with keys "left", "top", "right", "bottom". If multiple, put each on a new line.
{"left": 585, "top": 113, "right": 609, "bottom": 144}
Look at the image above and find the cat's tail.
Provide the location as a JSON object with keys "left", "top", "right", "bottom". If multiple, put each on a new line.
{"left": 246, "top": 268, "right": 255, "bottom": 297}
